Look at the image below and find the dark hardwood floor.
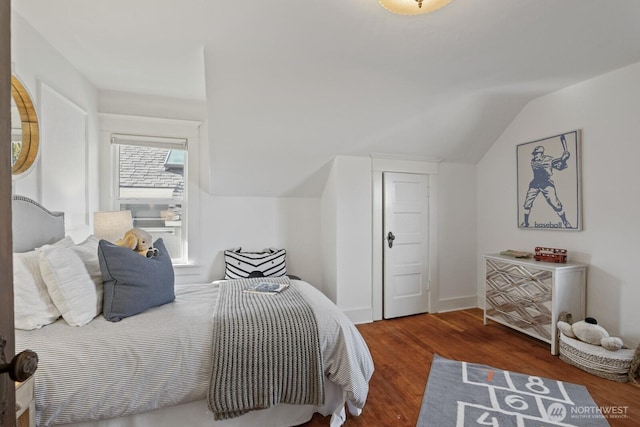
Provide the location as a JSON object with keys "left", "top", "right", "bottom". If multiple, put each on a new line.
{"left": 303, "top": 308, "right": 639, "bottom": 426}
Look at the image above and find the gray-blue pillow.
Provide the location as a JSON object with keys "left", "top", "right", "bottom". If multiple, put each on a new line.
{"left": 98, "top": 238, "right": 175, "bottom": 322}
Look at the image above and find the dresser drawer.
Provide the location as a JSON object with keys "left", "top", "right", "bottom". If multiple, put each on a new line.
{"left": 487, "top": 260, "right": 551, "bottom": 298}
{"left": 486, "top": 287, "right": 551, "bottom": 313}
{"left": 486, "top": 301, "right": 552, "bottom": 341}
{"left": 487, "top": 259, "right": 552, "bottom": 282}
{"left": 486, "top": 277, "right": 551, "bottom": 302}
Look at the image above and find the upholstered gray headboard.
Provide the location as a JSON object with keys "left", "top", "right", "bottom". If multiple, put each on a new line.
{"left": 12, "top": 195, "right": 65, "bottom": 252}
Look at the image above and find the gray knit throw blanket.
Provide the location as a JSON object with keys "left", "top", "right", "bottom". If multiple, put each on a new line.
{"left": 207, "top": 277, "right": 325, "bottom": 420}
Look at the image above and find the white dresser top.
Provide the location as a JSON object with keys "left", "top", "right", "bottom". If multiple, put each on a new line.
{"left": 485, "top": 253, "right": 587, "bottom": 270}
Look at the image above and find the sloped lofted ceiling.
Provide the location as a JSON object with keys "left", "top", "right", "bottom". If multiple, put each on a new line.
{"left": 13, "top": 0, "right": 640, "bottom": 196}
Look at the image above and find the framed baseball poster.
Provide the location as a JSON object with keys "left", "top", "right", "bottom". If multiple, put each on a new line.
{"left": 517, "top": 130, "right": 582, "bottom": 230}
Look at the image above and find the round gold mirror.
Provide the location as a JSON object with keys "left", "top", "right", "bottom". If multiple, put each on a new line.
{"left": 11, "top": 76, "right": 39, "bottom": 175}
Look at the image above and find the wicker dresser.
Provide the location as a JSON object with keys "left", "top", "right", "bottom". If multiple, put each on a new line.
{"left": 484, "top": 254, "right": 587, "bottom": 355}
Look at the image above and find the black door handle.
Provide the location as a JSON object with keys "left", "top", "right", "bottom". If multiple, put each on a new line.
{"left": 387, "top": 231, "right": 395, "bottom": 248}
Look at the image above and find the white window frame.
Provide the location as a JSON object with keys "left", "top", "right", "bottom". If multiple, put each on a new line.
{"left": 98, "top": 114, "right": 201, "bottom": 272}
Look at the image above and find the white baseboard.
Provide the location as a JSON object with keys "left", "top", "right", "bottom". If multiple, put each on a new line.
{"left": 477, "top": 294, "right": 485, "bottom": 310}
{"left": 344, "top": 307, "right": 373, "bottom": 324}
{"left": 344, "top": 297, "right": 481, "bottom": 321}
{"left": 436, "top": 295, "right": 479, "bottom": 313}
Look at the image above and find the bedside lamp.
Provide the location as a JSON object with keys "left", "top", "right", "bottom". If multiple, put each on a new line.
{"left": 93, "top": 210, "right": 133, "bottom": 243}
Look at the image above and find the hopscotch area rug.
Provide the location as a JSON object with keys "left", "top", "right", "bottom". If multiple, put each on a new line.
{"left": 417, "top": 354, "right": 611, "bottom": 426}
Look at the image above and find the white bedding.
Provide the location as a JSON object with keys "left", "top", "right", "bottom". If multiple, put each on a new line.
{"left": 15, "top": 280, "right": 373, "bottom": 427}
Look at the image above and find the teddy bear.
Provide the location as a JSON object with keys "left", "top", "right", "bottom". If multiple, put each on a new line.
{"left": 557, "top": 316, "right": 624, "bottom": 351}
{"left": 115, "top": 228, "right": 159, "bottom": 258}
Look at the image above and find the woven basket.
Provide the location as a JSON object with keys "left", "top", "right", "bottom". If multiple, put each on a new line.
{"left": 559, "top": 333, "right": 637, "bottom": 382}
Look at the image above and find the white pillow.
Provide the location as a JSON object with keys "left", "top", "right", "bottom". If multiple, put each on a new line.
{"left": 13, "top": 236, "right": 74, "bottom": 330}
{"left": 69, "top": 236, "right": 103, "bottom": 314}
{"left": 40, "top": 244, "right": 100, "bottom": 327}
{"left": 13, "top": 251, "right": 61, "bottom": 330}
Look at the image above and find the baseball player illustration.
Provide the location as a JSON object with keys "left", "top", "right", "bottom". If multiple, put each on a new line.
{"left": 520, "top": 135, "right": 572, "bottom": 228}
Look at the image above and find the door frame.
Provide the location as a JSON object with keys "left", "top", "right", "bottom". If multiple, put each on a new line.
{"left": 371, "top": 155, "right": 439, "bottom": 321}
{"left": 1, "top": 0, "right": 15, "bottom": 423}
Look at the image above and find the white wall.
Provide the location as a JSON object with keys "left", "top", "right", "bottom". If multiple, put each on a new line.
{"left": 370, "top": 158, "right": 477, "bottom": 316}
{"left": 335, "top": 156, "right": 373, "bottom": 321}
{"left": 99, "top": 90, "right": 206, "bottom": 123}
{"left": 11, "top": 12, "right": 99, "bottom": 241}
{"left": 324, "top": 156, "right": 478, "bottom": 322}
{"left": 477, "top": 61, "right": 640, "bottom": 347}
{"left": 320, "top": 160, "right": 339, "bottom": 301}
{"left": 437, "top": 162, "right": 478, "bottom": 312}
{"left": 200, "top": 196, "right": 322, "bottom": 285}
{"left": 10, "top": 9, "right": 480, "bottom": 322}
{"left": 12, "top": 13, "right": 322, "bottom": 290}
{"left": 321, "top": 156, "right": 373, "bottom": 322}
{"left": 98, "top": 112, "right": 322, "bottom": 287}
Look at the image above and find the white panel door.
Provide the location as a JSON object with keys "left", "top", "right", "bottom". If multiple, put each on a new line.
{"left": 383, "top": 172, "right": 429, "bottom": 319}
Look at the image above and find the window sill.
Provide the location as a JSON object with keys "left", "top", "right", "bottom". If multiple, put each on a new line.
{"left": 172, "top": 263, "right": 201, "bottom": 276}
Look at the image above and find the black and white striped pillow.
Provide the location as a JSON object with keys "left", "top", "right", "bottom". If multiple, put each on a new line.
{"left": 224, "top": 248, "right": 287, "bottom": 279}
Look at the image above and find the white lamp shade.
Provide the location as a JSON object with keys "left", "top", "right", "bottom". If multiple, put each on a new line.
{"left": 93, "top": 211, "right": 133, "bottom": 243}
{"left": 379, "top": 0, "right": 452, "bottom": 15}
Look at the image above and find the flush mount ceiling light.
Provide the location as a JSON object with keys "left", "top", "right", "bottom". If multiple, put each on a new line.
{"left": 379, "top": 0, "right": 452, "bottom": 15}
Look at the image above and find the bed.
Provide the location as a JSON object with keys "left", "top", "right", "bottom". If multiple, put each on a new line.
{"left": 12, "top": 196, "right": 374, "bottom": 427}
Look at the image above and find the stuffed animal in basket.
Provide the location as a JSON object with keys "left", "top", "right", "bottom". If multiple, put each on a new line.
{"left": 557, "top": 316, "right": 624, "bottom": 351}
{"left": 115, "top": 228, "right": 159, "bottom": 258}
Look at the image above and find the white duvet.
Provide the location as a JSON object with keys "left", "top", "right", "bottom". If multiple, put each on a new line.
{"left": 15, "top": 280, "right": 373, "bottom": 427}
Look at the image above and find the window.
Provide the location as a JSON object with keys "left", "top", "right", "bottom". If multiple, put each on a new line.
{"left": 112, "top": 134, "right": 188, "bottom": 263}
